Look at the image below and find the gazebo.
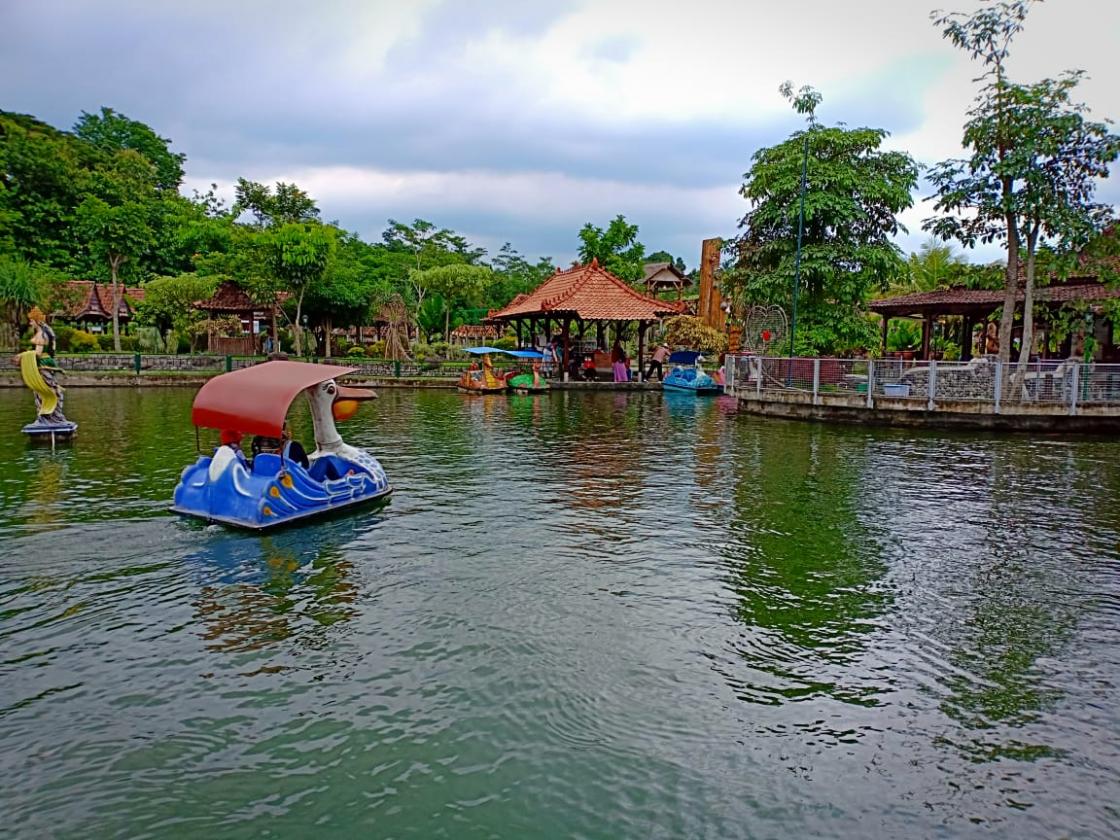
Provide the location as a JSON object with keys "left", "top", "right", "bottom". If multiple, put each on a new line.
{"left": 486, "top": 258, "right": 683, "bottom": 380}
{"left": 192, "top": 281, "right": 279, "bottom": 355}
{"left": 55, "top": 280, "right": 144, "bottom": 332}
{"left": 642, "top": 262, "right": 692, "bottom": 300}
{"left": 869, "top": 277, "right": 1120, "bottom": 361}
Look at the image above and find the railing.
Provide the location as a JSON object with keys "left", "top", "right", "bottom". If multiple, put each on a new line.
{"left": 726, "top": 354, "right": 1120, "bottom": 414}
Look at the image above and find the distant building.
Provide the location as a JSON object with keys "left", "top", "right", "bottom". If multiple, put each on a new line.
{"left": 53, "top": 280, "right": 145, "bottom": 332}
{"left": 642, "top": 262, "right": 692, "bottom": 300}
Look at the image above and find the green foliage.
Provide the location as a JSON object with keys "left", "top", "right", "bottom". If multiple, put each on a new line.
{"left": 577, "top": 215, "right": 646, "bottom": 282}
{"left": 266, "top": 222, "right": 335, "bottom": 354}
{"left": 902, "top": 239, "right": 969, "bottom": 292}
{"left": 67, "top": 330, "right": 99, "bottom": 352}
{"left": 886, "top": 319, "right": 921, "bottom": 352}
{"left": 233, "top": 179, "right": 319, "bottom": 227}
{"left": 492, "top": 335, "right": 517, "bottom": 351}
{"left": 73, "top": 107, "right": 185, "bottom": 191}
{"left": 663, "top": 316, "right": 727, "bottom": 354}
{"left": 135, "top": 273, "right": 216, "bottom": 336}
{"left": 647, "top": 250, "right": 688, "bottom": 274}
{"left": 726, "top": 86, "right": 918, "bottom": 356}
{"left": 365, "top": 340, "right": 386, "bottom": 358}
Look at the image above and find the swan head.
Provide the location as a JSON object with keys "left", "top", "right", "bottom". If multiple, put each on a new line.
{"left": 310, "top": 378, "right": 378, "bottom": 422}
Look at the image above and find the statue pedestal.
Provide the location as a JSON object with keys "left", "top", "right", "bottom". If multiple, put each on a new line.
{"left": 21, "top": 420, "right": 78, "bottom": 443}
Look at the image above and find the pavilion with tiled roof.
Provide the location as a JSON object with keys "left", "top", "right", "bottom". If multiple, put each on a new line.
{"left": 870, "top": 276, "right": 1120, "bottom": 361}
{"left": 55, "top": 280, "right": 145, "bottom": 330}
{"left": 487, "top": 258, "right": 684, "bottom": 380}
{"left": 192, "top": 280, "right": 282, "bottom": 355}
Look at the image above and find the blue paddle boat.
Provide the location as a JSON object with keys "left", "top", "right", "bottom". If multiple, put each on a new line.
{"left": 171, "top": 361, "right": 392, "bottom": 530}
{"left": 662, "top": 350, "right": 721, "bottom": 395}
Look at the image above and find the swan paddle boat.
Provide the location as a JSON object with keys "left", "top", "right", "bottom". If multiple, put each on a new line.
{"left": 457, "top": 347, "right": 509, "bottom": 394}
{"left": 503, "top": 349, "right": 550, "bottom": 394}
{"left": 171, "top": 361, "right": 392, "bottom": 530}
{"left": 662, "top": 350, "right": 721, "bottom": 396}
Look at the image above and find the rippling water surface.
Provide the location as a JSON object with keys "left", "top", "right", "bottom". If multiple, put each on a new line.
{"left": 1, "top": 387, "right": 1118, "bottom": 838}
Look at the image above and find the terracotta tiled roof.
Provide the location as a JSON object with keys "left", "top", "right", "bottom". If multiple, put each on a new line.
{"left": 870, "top": 277, "right": 1120, "bottom": 315}
{"left": 488, "top": 259, "right": 683, "bottom": 322}
{"left": 192, "top": 280, "right": 282, "bottom": 312}
{"left": 450, "top": 324, "right": 498, "bottom": 338}
{"left": 58, "top": 280, "right": 144, "bottom": 320}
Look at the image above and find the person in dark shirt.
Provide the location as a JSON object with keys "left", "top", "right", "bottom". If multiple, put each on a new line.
{"left": 251, "top": 423, "right": 310, "bottom": 470}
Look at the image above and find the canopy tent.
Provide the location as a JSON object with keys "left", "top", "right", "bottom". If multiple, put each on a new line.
{"left": 192, "top": 361, "right": 357, "bottom": 437}
{"left": 486, "top": 258, "right": 683, "bottom": 380}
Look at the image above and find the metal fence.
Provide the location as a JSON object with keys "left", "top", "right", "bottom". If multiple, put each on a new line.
{"left": 726, "top": 354, "right": 1120, "bottom": 414}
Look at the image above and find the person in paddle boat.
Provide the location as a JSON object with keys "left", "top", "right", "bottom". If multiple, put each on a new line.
{"left": 251, "top": 422, "right": 310, "bottom": 470}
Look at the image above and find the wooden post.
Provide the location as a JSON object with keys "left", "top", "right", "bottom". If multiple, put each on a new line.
{"left": 516, "top": 320, "right": 523, "bottom": 348}
{"left": 638, "top": 321, "right": 647, "bottom": 383}
{"left": 880, "top": 316, "right": 889, "bottom": 357}
{"left": 921, "top": 316, "right": 931, "bottom": 360}
{"left": 961, "top": 314, "right": 974, "bottom": 361}
{"left": 699, "top": 238, "right": 721, "bottom": 328}
{"left": 561, "top": 317, "right": 571, "bottom": 382}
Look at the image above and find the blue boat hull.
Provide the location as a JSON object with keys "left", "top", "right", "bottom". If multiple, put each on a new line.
{"left": 663, "top": 368, "right": 721, "bottom": 396}
{"left": 171, "top": 450, "right": 392, "bottom": 530}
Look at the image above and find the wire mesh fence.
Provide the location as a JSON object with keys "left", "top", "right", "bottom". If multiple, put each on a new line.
{"left": 725, "top": 355, "right": 1120, "bottom": 413}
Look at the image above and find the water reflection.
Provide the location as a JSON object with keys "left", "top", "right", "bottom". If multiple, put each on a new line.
{"left": 720, "top": 424, "right": 890, "bottom": 706}
{"left": 186, "top": 519, "right": 372, "bottom": 653}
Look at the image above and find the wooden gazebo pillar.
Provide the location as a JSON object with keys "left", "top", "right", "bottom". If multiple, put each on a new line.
{"left": 961, "top": 313, "right": 975, "bottom": 361}
{"left": 561, "top": 317, "right": 571, "bottom": 382}
{"left": 880, "top": 316, "right": 889, "bottom": 357}
{"left": 921, "top": 316, "right": 932, "bottom": 360}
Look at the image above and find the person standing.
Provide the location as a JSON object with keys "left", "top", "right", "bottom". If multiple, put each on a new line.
{"left": 611, "top": 339, "right": 628, "bottom": 382}
{"left": 645, "top": 343, "right": 670, "bottom": 381}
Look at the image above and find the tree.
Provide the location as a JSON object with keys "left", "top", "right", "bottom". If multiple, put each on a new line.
{"left": 926, "top": 3, "right": 1119, "bottom": 368}
{"left": 647, "top": 250, "right": 688, "bottom": 274}
{"left": 727, "top": 87, "right": 918, "bottom": 355}
{"left": 234, "top": 179, "right": 319, "bottom": 227}
{"left": 381, "top": 219, "right": 486, "bottom": 326}
{"left": 0, "top": 255, "right": 50, "bottom": 350}
{"left": 134, "top": 273, "right": 217, "bottom": 340}
{"left": 0, "top": 110, "right": 101, "bottom": 268}
{"left": 577, "top": 215, "right": 646, "bottom": 283}
{"left": 901, "top": 239, "right": 969, "bottom": 292}
{"left": 74, "top": 107, "right": 185, "bottom": 191}
{"left": 265, "top": 222, "right": 334, "bottom": 355}
{"left": 75, "top": 150, "right": 158, "bottom": 350}
{"left": 924, "top": 1, "right": 1031, "bottom": 363}
{"left": 407, "top": 263, "right": 494, "bottom": 341}
{"left": 488, "top": 243, "right": 553, "bottom": 310}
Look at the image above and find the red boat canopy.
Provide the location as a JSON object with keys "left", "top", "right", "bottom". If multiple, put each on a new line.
{"left": 191, "top": 361, "right": 358, "bottom": 437}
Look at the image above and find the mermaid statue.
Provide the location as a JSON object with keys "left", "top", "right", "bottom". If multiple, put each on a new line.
{"left": 15, "top": 307, "right": 76, "bottom": 436}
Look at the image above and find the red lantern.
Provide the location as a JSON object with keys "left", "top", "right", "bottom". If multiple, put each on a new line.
{"left": 761, "top": 329, "right": 771, "bottom": 342}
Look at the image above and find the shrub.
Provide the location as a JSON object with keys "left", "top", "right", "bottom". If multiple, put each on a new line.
{"left": 68, "top": 330, "right": 99, "bottom": 353}
{"left": 365, "top": 340, "right": 386, "bottom": 358}
{"left": 53, "top": 324, "right": 76, "bottom": 352}
{"left": 134, "top": 326, "right": 165, "bottom": 353}
{"left": 493, "top": 335, "right": 517, "bottom": 350}
{"left": 411, "top": 341, "right": 433, "bottom": 360}
{"left": 97, "top": 333, "right": 114, "bottom": 351}
{"left": 663, "top": 316, "right": 727, "bottom": 354}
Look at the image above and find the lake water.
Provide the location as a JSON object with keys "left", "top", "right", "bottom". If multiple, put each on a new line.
{"left": 1, "top": 387, "right": 1118, "bottom": 838}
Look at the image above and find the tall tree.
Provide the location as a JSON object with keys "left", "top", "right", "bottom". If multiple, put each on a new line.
{"left": 408, "top": 263, "right": 494, "bottom": 340}
{"left": 74, "top": 107, "right": 185, "bottom": 191}
{"left": 924, "top": 1, "right": 1032, "bottom": 363}
{"left": 903, "top": 239, "right": 969, "bottom": 292}
{"left": 926, "top": 3, "right": 1118, "bottom": 368}
{"left": 75, "top": 149, "right": 158, "bottom": 350}
{"left": 381, "top": 218, "right": 485, "bottom": 317}
{"left": 577, "top": 215, "right": 646, "bottom": 283}
{"left": 265, "top": 221, "right": 334, "bottom": 355}
{"left": 727, "top": 86, "right": 918, "bottom": 355}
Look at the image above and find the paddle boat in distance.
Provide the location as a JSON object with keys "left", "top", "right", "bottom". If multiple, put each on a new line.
{"left": 503, "top": 349, "right": 550, "bottom": 394}
{"left": 457, "top": 347, "right": 509, "bottom": 394}
{"left": 171, "top": 361, "right": 392, "bottom": 530}
{"left": 662, "top": 350, "right": 721, "bottom": 395}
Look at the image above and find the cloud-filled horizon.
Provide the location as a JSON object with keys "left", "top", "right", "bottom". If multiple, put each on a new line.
{"left": 3, "top": 0, "right": 1117, "bottom": 269}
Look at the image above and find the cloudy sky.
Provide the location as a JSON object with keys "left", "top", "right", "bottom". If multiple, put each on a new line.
{"left": 3, "top": 0, "right": 1118, "bottom": 268}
